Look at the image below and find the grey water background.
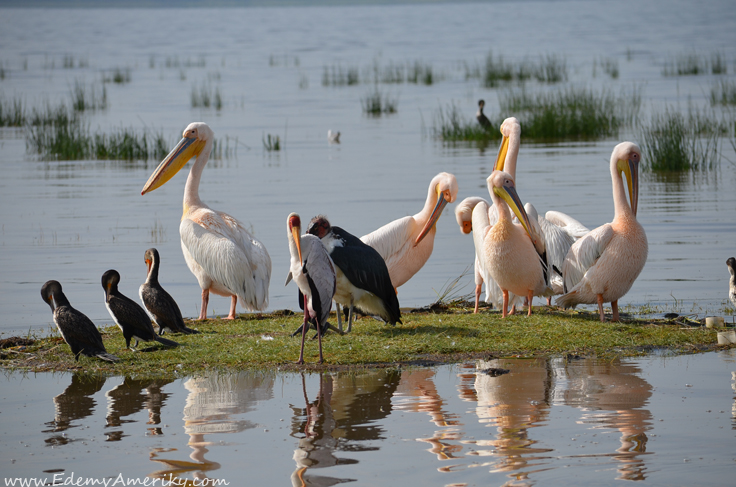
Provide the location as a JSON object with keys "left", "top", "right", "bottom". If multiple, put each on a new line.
{"left": 1, "top": 1, "right": 736, "bottom": 485}
{"left": 0, "top": 0, "right": 735, "bottom": 336}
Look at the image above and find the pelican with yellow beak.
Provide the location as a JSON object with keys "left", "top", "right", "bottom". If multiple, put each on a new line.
{"left": 483, "top": 170, "right": 553, "bottom": 317}
{"left": 141, "top": 122, "right": 272, "bottom": 320}
{"left": 556, "top": 142, "right": 647, "bottom": 322}
{"left": 361, "top": 172, "right": 458, "bottom": 289}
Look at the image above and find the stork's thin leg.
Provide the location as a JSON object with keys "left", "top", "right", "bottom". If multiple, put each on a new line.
{"left": 474, "top": 284, "right": 482, "bottom": 314}
{"left": 297, "top": 295, "right": 309, "bottom": 364}
{"left": 224, "top": 295, "right": 237, "bottom": 320}
{"left": 316, "top": 318, "right": 324, "bottom": 364}
{"left": 502, "top": 290, "right": 509, "bottom": 318}
{"left": 597, "top": 294, "right": 605, "bottom": 322}
{"left": 611, "top": 300, "right": 619, "bottom": 322}
{"left": 347, "top": 299, "right": 355, "bottom": 333}
{"left": 198, "top": 289, "right": 210, "bottom": 320}
{"left": 527, "top": 292, "right": 534, "bottom": 316}
{"left": 336, "top": 302, "right": 343, "bottom": 333}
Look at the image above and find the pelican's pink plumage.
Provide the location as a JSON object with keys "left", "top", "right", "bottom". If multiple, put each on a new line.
{"left": 556, "top": 142, "right": 647, "bottom": 322}
{"left": 361, "top": 172, "right": 458, "bottom": 289}
{"left": 483, "top": 171, "right": 552, "bottom": 317}
{"left": 141, "top": 122, "right": 272, "bottom": 320}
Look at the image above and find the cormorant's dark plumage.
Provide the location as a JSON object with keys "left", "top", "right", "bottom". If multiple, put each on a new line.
{"left": 139, "top": 248, "right": 199, "bottom": 335}
{"left": 40, "top": 280, "right": 119, "bottom": 362}
{"left": 476, "top": 99, "right": 491, "bottom": 130}
{"left": 102, "top": 269, "right": 179, "bottom": 350}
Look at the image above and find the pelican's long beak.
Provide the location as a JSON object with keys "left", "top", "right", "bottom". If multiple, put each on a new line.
{"left": 494, "top": 183, "right": 534, "bottom": 239}
{"left": 415, "top": 186, "right": 449, "bottom": 246}
{"left": 494, "top": 134, "right": 510, "bottom": 171}
{"left": 619, "top": 156, "right": 639, "bottom": 216}
{"left": 141, "top": 136, "right": 203, "bottom": 195}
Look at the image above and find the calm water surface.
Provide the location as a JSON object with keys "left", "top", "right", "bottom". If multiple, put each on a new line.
{"left": 1, "top": 352, "right": 735, "bottom": 485}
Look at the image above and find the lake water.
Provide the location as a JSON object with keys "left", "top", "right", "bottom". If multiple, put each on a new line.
{"left": 1, "top": 1, "right": 735, "bottom": 336}
{"left": 1, "top": 351, "right": 735, "bottom": 486}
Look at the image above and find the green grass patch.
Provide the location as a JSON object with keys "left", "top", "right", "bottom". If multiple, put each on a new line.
{"left": 498, "top": 86, "right": 641, "bottom": 140}
{"left": 361, "top": 88, "right": 397, "bottom": 115}
{"left": 322, "top": 64, "right": 360, "bottom": 87}
{"left": 1, "top": 307, "right": 727, "bottom": 376}
{"left": 639, "top": 109, "right": 728, "bottom": 171}
{"left": 190, "top": 82, "right": 222, "bottom": 110}
{"left": 431, "top": 101, "right": 500, "bottom": 143}
{"left": 103, "top": 67, "right": 132, "bottom": 84}
{"left": 70, "top": 79, "right": 107, "bottom": 112}
{"left": 262, "top": 133, "right": 281, "bottom": 151}
{"left": 0, "top": 95, "right": 25, "bottom": 126}
{"left": 710, "top": 79, "right": 736, "bottom": 106}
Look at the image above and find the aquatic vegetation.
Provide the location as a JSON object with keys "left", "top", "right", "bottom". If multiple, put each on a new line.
{"left": 639, "top": 108, "right": 727, "bottom": 171}
{"left": 432, "top": 101, "right": 500, "bottom": 142}
{"left": 596, "top": 56, "right": 619, "bottom": 79}
{"left": 661, "top": 50, "right": 728, "bottom": 76}
{"left": 710, "top": 51, "right": 728, "bottom": 75}
{"left": 481, "top": 51, "right": 532, "bottom": 87}
{"left": 322, "top": 64, "right": 360, "bottom": 86}
{"left": 499, "top": 86, "right": 641, "bottom": 140}
{"left": 361, "top": 88, "right": 397, "bottom": 115}
{"left": 709, "top": 79, "right": 736, "bottom": 106}
{"left": 190, "top": 82, "right": 222, "bottom": 110}
{"left": 0, "top": 95, "right": 25, "bottom": 126}
{"left": 103, "top": 67, "right": 131, "bottom": 84}
{"left": 70, "top": 79, "right": 107, "bottom": 112}
{"left": 262, "top": 133, "right": 281, "bottom": 151}
{"left": 534, "top": 54, "right": 568, "bottom": 83}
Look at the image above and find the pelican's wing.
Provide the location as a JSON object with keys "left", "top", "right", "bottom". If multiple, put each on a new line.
{"left": 303, "top": 234, "right": 336, "bottom": 326}
{"left": 181, "top": 217, "right": 272, "bottom": 311}
{"left": 544, "top": 211, "right": 590, "bottom": 239}
{"left": 360, "top": 216, "right": 413, "bottom": 269}
{"left": 561, "top": 223, "right": 614, "bottom": 292}
{"left": 537, "top": 216, "right": 576, "bottom": 274}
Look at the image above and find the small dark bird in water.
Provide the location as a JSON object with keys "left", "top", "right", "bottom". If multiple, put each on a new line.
{"left": 40, "top": 280, "right": 120, "bottom": 362}
{"left": 139, "top": 248, "right": 199, "bottom": 335}
{"left": 102, "top": 269, "right": 179, "bottom": 350}
{"left": 727, "top": 257, "right": 736, "bottom": 309}
{"left": 476, "top": 99, "right": 491, "bottom": 130}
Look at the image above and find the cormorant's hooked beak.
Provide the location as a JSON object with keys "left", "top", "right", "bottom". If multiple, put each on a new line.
{"left": 415, "top": 186, "right": 449, "bottom": 246}
{"left": 494, "top": 134, "right": 510, "bottom": 172}
{"left": 618, "top": 156, "right": 639, "bottom": 216}
{"left": 141, "top": 136, "right": 204, "bottom": 195}
{"left": 494, "top": 182, "right": 534, "bottom": 240}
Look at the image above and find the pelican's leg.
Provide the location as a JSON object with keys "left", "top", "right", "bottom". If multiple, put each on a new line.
{"left": 474, "top": 284, "right": 482, "bottom": 314}
{"left": 297, "top": 295, "right": 309, "bottom": 365}
{"left": 527, "top": 292, "right": 534, "bottom": 316}
{"left": 597, "top": 294, "right": 606, "bottom": 322}
{"left": 223, "top": 295, "right": 237, "bottom": 320}
{"left": 336, "top": 302, "right": 343, "bottom": 333}
{"left": 198, "top": 289, "right": 210, "bottom": 320}
{"left": 509, "top": 304, "right": 517, "bottom": 315}
{"left": 611, "top": 300, "right": 619, "bottom": 322}
{"left": 502, "top": 290, "right": 509, "bottom": 318}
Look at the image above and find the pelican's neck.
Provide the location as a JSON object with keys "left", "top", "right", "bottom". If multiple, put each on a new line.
{"left": 183, "top": 140, "right": 212, "bottom": 216}
{"left": 504, "top": 130, "right": 520, "bottom": 181}
{"left": 417, "top": 177, "right": 440, "bottom": 223}
{"left": 611, "top": 162, "right": 634, "bottom": 222}
{"left": 491, "top": 192, "right": 512, "bottom": 224}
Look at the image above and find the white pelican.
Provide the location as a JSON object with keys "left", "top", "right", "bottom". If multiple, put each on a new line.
{"left": 361, "top": 172, "right": 458, "bottom": 289}
{"left": 41, "top": 280, "right": 120, "bottom": 362}
{"left": 728, "top": 257, "right": 736, "bottom": 309}
{"left": 308, "top": 215, "right": 401, "bottom": 333}
{"left": 476, "top": 100, "right": 491, "bottom": 130}
{"left": 494, "top": 117, "right": 590, "bottom": 299}
{"left": 556, "top": 142, "right": 648, "bottom": 322}
{"left": 141, "top": 122, "right": 272, "bottom": 320}
{"left": 286, "top": 213, "right": 336, "bottom": 364}
{"left": 483, "top": 171, "right": 553, "bottom": 317}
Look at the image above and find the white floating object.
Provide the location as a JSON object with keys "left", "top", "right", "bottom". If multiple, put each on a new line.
{"left": 717, "top": 330, "right": 736, "bottom": 345}
{"left": 705, "top": 316, "right": 724, "bottom": 328}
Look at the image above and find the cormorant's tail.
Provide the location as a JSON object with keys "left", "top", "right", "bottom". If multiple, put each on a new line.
{"left": 95, "top": 352, "right": 120, "bottom": 363}
{"left": 154, "top": 335, "right": 180, "bottom": 347}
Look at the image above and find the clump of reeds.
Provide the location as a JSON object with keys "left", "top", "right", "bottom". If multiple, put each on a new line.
{"left": 70, "top": 79, "right": 107, "bottom": 112}
{"left": 710, "top": 51, "right": 728, "bottom": 75}
{"left": 595, "top": 57, "right": 619, "bottom": 79}
{"left": 262, "top": 134, "right": 280, "bottom": 151}
{"left": 710, "top": 79, "right": 736, "bottom": 106}
{"left": 498, "top": 86, "right": 641, "bottom": 140}
{"left": 661, "top": 51, "right": 728, "bottom": 76}
{"left": 481, "top": 51, "right": 531, "bottom": 87}
{"left": 639, "top": 109, "right": 726, "bottom": 171}
{"left": 361, "top": 88, "right": 397, "bottom": 115}
{"left": 473, "top": 52, "right": 568, "bottom": 87}
{"left": 406, "top": 61, "right": 435, "bottom": 85}
{"left": 26, "top": 118, "right": 171, "bottom": 161}
{"left": 103, "top": 67, "right": 131, "bottom": 84}
{"left": 0, "top": 96, "right": 25, "bottom": 126}
{"left": 322, "top": 64, "right": 360, "bottom": 86}
{"left": 431, "top": 102, "right": 500, "bottom": 143}
{"left": 534, "top": 54, "right": 567, "bottom": 83}
{"left": 191, "top": 82, "right": 222, "bottom": 110}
